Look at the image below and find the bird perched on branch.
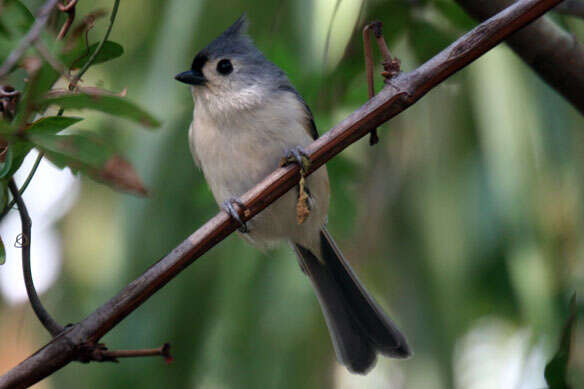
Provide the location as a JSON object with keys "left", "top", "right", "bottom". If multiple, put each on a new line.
{"left": 175, "top": 14, "right": 410, "bottom": 374}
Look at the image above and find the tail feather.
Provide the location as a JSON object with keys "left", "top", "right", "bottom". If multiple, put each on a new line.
{"left": 293, "top": 228, "right": 410, "bottom": 374}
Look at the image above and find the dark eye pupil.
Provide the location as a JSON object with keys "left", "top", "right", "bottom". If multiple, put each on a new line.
{"left": 217, "top": 59, "right": 233, "bottom": 75}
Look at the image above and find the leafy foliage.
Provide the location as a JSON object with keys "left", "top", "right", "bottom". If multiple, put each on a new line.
{"left": 25, "top": 116, "right": 83, "bottom": 135}
{"left": 40, "top": 93, "right": 160, "bottom": 127}
{"left": 0, "top": 5, "right": 157, "bottom": 194}
{"left": 0, "top": 0, "right": 159, "bottom": 267}
{"left": 66, "top": 41, "right": 124, "bottom": 70}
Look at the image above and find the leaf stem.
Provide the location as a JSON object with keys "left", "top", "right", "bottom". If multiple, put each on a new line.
{"left": 69, "top": 0, "right": 121, "bottom": 89}
{"left": 8, "top": 179, "right": 63, "bottom": 336}
{"left": 0, "top": 152, "right": 44, "bottom": 221}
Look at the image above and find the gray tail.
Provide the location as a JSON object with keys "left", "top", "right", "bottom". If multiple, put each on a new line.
{"left": 293, "top": 228, "right": 410, "bottom": 374}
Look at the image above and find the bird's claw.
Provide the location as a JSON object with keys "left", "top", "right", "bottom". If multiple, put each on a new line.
{"left": 222, "top": 197, "right": 248, "bottom": 233}
{"left": 281, "top": 146, "right": 311, "bottom": 174}
{"left": 280, "top": 146, "right": 313, "bottom": 224}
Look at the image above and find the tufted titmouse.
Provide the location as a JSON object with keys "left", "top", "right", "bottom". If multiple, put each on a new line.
{"left": 175, "top": 15, "right": 410, "bottom": 374}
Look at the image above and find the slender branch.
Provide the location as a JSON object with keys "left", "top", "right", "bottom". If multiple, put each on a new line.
{"left": 7, "top": 179, "right": 63, "bottom": 337}
{"left": 362, "top": 21, "right": 401, "bottom": 146}
{"left": 0, "top": 0, "right": 61, "bottom": 79}
{"left": 69, "top": 0, "right": 120, "bottom": 90}
{"left": 0, "top": 0, "right": 565, "bottom": 387}
{"left": 0, "top": 152, "right": 44, "bottom": 221}
{"left": 99, "top": 343, "right": 173, "bottom": 363}
{"left": 555, "top": 0, "right": 584, "bottom": 18}
{"left": 455, "top": 0, "right": 584, "bottom": 114}
{"left": 362, "top": 23, "right": 379, "bottom": 145}
{"left": 57, "top": 0, "right": 78, "bottom": 40}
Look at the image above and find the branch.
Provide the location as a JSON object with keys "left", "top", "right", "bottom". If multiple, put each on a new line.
{"left": 0, "top": 0, "right": 61, "bottom": 79}
{"left": 455, "top": 0, "right": 584, "bottom": 114}
{"left": 98, "top": 343, "right": 173, "bottom": 363}
{"left": 7, "top": 179, "right": 63, "bottom": 337}
{"left": 0, "top": 0, "right": 564, "bottom": 386}
{"left": 57, "top": 0, "right": 78, "bottom": 41}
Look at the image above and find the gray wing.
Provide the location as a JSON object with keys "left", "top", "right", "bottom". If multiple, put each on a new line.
{"left": 278, "top": 84, "right": 318, "bottom": 140}
{"left": 188, "top": 121, "right": 202, "bottom": 168}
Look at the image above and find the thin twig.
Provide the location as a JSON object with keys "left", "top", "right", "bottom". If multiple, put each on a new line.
{"left": 99, "top": 343, "right": 173, "bottom": 363}
{"left": 370, "top": 21, "right": 401, "bottom": 80}
{"left": 362, "top": 25, "right": 375, "bottom": 101}
{"left": 555, "top": 0, "right": 584, "bottom": 17}
{"left": 0, "top": 0, "right": 565, "bottom": 387}
{"left": 57, "top": 0, "right": 78, "bottom": 40}
{"left": 7, "top": 179, "right": 63, "bottom": 337}
{"left": 0, "top": 153, "right": 44, "bottom": 221}
{"left": 0, "top": 0, "right": 61, "bottom": 79}
{"left": 362, "top": 23, "right": 379, "bottom": 145}
{"left": 69, "top": 0, "right": 120, "bottom": 90}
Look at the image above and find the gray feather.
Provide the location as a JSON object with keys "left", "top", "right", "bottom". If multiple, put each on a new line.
{"left": 294, "top": 229, "right": 411, "bottom": 374}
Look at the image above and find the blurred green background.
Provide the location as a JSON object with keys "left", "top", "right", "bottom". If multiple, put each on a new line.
{"left": 1, "top": 0, "right": 583, "bottom": 388}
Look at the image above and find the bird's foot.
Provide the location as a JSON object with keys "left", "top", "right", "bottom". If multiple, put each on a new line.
{"left": 280, "top": 146, "right": 311, "bottom": 224}
{"left": 222, "top": 197, "right": 249, "bottom": 233}
{"left": 280, "top": 146, "right": 311, "bottom": 175}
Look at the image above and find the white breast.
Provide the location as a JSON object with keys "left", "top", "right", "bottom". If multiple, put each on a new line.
{"left": 189, "top": 90, "right": 330, "bottom": 252}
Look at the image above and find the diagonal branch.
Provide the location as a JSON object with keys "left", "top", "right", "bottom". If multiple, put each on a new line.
{"left": 455, "top": 0, "right": 584, "bottom": 114}
{"left": 0, "top": 0, "right": 61, "bottom": 79}
{"left": 0, "top": 0, "right": 565, "bottom": 387}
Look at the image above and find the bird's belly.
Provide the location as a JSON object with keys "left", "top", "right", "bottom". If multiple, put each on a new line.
{"left": 196, "top": 133, "right": 282, "bottom": 203}
{"left": 190, "top": 121, "right": 329, "bottom": 249}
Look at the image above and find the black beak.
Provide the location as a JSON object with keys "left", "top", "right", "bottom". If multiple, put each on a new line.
{"left": 174, "top": 70, "right": 206, "bottom": 85}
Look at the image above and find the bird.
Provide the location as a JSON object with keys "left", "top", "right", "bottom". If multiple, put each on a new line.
{"left": 175, "top": 14, "right": 410, "bottom": 374}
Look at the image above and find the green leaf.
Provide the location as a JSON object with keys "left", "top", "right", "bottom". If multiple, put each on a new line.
{"left": 0, "top": 147, "right": 13, "bottom": 179}
{"left": 40, "top": 93, "right": 161, "bottom": 128}
{"left": 30, "top": 132, "right": 148, "bottom": 195}
{"left": 30, "top": 133, "right": 112, "bottom": 170}
{"left": 0, "top": 235, "right": 5, "bottom": 265}
{"left": 13, "top": 63, "right": 62, "bottom": 127}
{"left": 545, "top": 294, "right": 578, "bottom": 389}
{"left": 0, "top": 140, "right": 34, "bottom": 180}
{"left": 6, "top": 141, "right": 33, "bottom": 178}
{"left": 25, "top": 116, "right": 83, "bottom": 135}
{"left": 66, "top": 41, "right": 124, "bottom": 70}
{"left": 0, "top": 117, "right": 17, "bottom": 135}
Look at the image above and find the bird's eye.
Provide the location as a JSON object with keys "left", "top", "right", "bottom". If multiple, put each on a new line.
{"left": 216, "top": 59, "right": 233, "bottom": 75}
